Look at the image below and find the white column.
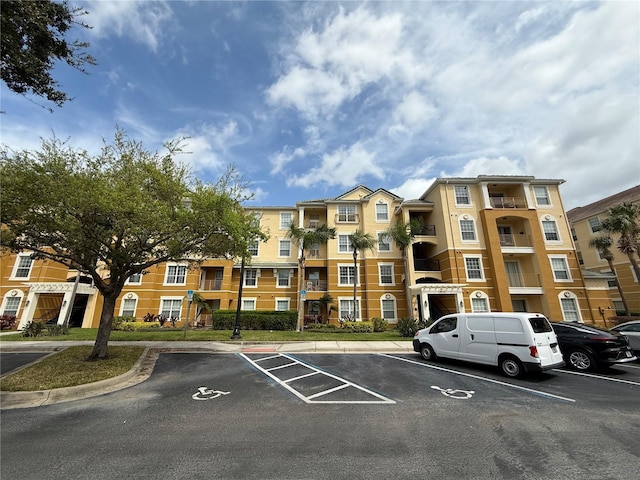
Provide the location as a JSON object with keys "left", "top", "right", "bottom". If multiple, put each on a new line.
{"left": 18, "top": 292, "right": 39, "bottom": 329}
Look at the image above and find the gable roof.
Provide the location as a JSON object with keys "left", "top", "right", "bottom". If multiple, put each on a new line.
{"left": 567, "top": 184, "right": 640, "bottom": 223}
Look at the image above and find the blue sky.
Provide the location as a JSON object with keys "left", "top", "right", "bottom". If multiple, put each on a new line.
{"left": 1, "top": 1, "right": 638, "bottom": 210}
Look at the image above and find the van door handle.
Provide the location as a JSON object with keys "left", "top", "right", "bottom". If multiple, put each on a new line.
{"left": 470, "top": 334, "right": 474, "bottom": 340}
{"left": 452, "top": 334, "right": 458, "bottom": 338}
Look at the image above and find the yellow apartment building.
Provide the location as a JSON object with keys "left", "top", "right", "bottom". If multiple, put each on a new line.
{"left": 567, "top": 185, "right": 640, "bottom": 315}
{"left": 1, "top": 176, "right": 614, "bottom": 329}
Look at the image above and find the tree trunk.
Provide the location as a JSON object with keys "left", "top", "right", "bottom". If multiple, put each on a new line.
{"left": 352, "top": 249, "right": 358, "bottom": 321}
{"left": 88, "top": 293, "right": 117, "bottom": 360}
{"left": 627, "top": 252, "right": 640, "bottom": 287}
{"left": 297, "top": 255, "right": 305, "bottom": 331}
{"left": 607, "top": 260, "right": 630, "bottom": 316}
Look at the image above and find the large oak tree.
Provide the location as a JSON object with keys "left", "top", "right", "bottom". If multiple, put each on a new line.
{"left": 0, "top": 130, "right": 264, "bottom": 360}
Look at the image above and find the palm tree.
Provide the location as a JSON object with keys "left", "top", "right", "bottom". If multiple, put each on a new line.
{"left": 347, "top": 229, "right": 377, "bottom": 321}
{"left": 601, "top": 202, "right": 640, "bottom": 282}
{"left": 317, "top": 293, "right": 334, "bottom": 324}
{"left": 287, "top": 223, "right": 336, "bottom": 331}
{"left": 190, "top": 292, "right": 212, "bottom": 327}
{"left": 385, "top": 218, "right": 424, "bottom": 319}
{"left": 589, "top": 235, "right": 630, "bottom": 316}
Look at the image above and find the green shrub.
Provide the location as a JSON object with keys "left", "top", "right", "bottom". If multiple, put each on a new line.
{"left": 371, "top": 317, "right": 389, "bottom": 332}
{"left": 305, "top": 323, "right": 339, "bottom": 332}
{"left": 342, "top": 321, "right": 373, "bottom": 333}
{"left": 396, "top": 317, "right": 418, "bottom": 337}
{"left": 112, "top": 316, "right": 136, "bottom": 330}
{"left": 46, "top": 324, "right": 69, "bottom": 336}
{"left": 211, "top": 310, "right": 297, "bottom": 331}
{"left": 22, "top": 321, "right": 45, "bottom": 337}
{"left": 0, "top": 314, "right": 17, "bottom": 330}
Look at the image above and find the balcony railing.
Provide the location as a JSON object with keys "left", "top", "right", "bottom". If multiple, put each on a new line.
{"left": 201, "top": 279, "right": 223, "bottom": 291}
{"left": 414, "top": 258, "right": 440, "bottom": 271}
{"left": 507, "top": 273, "right": 541, "bottom": 288}
{"left": 499, "top": 234, "right": 532, "bottom": 248}
{"left": 305, "top": 280, "right": 327, "bottom": 291}
{"left": 334, "top": 213, "right": 360, "bottom": 223}
{"left": 490, "top": 196, "right": 526, "bottom": 208}
{"left": 416, "top": 224, "right": 436, "bottom": 236}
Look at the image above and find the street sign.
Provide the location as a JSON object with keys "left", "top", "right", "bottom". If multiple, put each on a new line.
{"left": 187, "top": 290, "right": 194, "bottom": 302}
{"left": 300, "top": 290, "right": 306, "bottom": 301}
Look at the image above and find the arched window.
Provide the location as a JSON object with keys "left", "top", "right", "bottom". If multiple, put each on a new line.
{"left": 559, "top": 291, "right": 581, "bottom": 322}
{"left": 470, "top": 291, "right": 489, "bottom": 312}
{"left": 380, "top": 294, "right": 397, "bottom": 322}
{"left": 119, "top": 293, "right": 139, "bottom": 318}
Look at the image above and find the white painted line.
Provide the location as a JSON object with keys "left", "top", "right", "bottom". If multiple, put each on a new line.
{"left": 240, "top": 353, "right": 396, "bottom": 404}
{"left": 284, "top": 371, "right": 320, "bottom": 383}
{"left": 265, "top": 362, "right": 298, "bottom": 372}
{"left": 553, "top": 368, "right": 640, "bottom": 386}
{"left": 380, "top": 354, "right": 576, "bottom": 403}
{"left": 253, "top": 354, "right": 283, "bottom": 363}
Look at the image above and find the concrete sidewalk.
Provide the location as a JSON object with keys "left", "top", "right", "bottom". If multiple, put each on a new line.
{"left": 0, "top": 339, "right": 415, "bottom": 410}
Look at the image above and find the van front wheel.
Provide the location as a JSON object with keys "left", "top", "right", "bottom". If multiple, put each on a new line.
{"left": 420, "top": 344, "right": 436, "bottom": 361}
{"left": 500, "top": 356, "right": 523, "bottom": 378}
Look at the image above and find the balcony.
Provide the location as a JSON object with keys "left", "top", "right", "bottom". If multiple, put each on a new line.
{"left": 490, "top": 196, "right": 527, "bottom": 209}
{"left": 414, "top": 258, "right": 440, "bottom": 272}
{"left": 334, "top": 213, "right": 360, "bottom": 224}
{"left": 201, "top": 279, "right": 223, "bottom": 291}
{"left": 499, "top": 234, "right": 533, "bottom": 250}
{"left": 305, "top": 280, "right": 327, "bottom": 292}
{"left": 507, "top": 273, "right": 543, "bottom": 294}
{"left": 415, "top": 224, "right": 436, "bottom": 236}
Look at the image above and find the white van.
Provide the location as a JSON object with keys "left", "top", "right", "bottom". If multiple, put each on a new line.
{"left": 412, "top": 312, "right": 565, "bottom": 377}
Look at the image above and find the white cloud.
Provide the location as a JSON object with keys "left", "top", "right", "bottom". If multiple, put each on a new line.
{"left": 391, "top": 177, "right": 437, "bottom": 201}
{"left": 270, "top": 146, "right": 306, "bottom": 174}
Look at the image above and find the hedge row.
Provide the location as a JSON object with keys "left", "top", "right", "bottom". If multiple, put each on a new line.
{"left": 211, "top": 310, "right": 297, "bottom": 330}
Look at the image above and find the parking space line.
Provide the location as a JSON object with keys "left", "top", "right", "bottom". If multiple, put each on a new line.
{"left": 240, "top": 353, "right": 396, "bottom": 404}
{"left": 554, "top": 369, "right": 640, "bottom": 386}
{"left": 381, "top": 354, "right": 576, "bottom": 403}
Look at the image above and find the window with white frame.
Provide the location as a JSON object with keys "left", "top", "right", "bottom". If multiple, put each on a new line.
{"left": 279, "top": 239, "right": 291, "bottom": 257}
{"left": 464, "top": 256, "right": 484, "bottom": 281}
{"left": 337, "top": 205, "right": 357, "bottom": 222}
{"left": 542, "top": 219, "right": 560, "bottom": 241}
{"left": 375, "top": 203, "right": 389, "bottom": 221}
{"left": 471, "top": 293, "right": 489, "bottom": 312}
{"left": 277, "top": 269, "right": 291, "bottom": 288}
{"left": 533, "top": 186, "right": 551, "bottom": 206}
{"left": 280, "top": 212, "right": 293, "bottom": 229}
{"left": 459, "top": 218, "right": 477, "bottom": 241}
{"left": 242, "top": 298, "right": 256, "bottom": 310}
{"left": 165, "top": 264, "right": 187, "bottom": 285}
{"left": 126, "top": 272, "right": 142, "bottom": 285}
{"left": 244, "top": 269, "right": 258, "bottom": 287}
{"left": 338, "top": 234, "right": 352, "bottom": 253}
{"left": 454, "top": 185, "right": 471, "bottom": 205}
{"left": 2, "top": 295, "right": 22, "bottom": 317}
{"left": 160, "top": 298, "right": 182, "bottom": 318}
{"left": 120, "top": 296, "right": 137, "bottom": 317}
{"left": 550, "top": 256, "right": 571, "bottom": 281}
{"left": 377, "top": 232, "right": 391, "bottom": 252}
{"left": 275, "top": 298, "right": 290, "bottom": 311}
{"left": 560, "top": 294, "right": 581, "bottom": 321}
{"left": 379, "top": 264, "right": 394, "bottom": 285}
{"left": 10, "top": 254, "right": 34, "bottom": 280}
{"left": 308, "top": 214, "right": 320, "bottom": 229}
{"left": 338, "top": 265, "right": 357, "bottom": 286}
{"left": 381, "top": 296, "right": 396, "bottom": 320}
{"left": 588, "top": 217, "right": 602, "bottom": 234}
{"left": 248, "top": 239, "right": 259, "bottom": 256}
{"left": 339, "top": 298, "right": 360, "bottom": 320}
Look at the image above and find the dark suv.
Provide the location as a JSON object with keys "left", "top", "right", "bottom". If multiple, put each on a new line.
{"left": 550, "top": 322, "right": 636, "bottom": 371}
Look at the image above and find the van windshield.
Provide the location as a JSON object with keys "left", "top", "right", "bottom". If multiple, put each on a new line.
{"left": 528, "top": 317, "right": 553, "bottom": 333}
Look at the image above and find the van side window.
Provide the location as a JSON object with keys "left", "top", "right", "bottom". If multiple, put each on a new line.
{"left": 430, "top": 317, "right": 457, "bottom": 333}
{"left": 529, "top": 317, "right": 553, "bottom": 333}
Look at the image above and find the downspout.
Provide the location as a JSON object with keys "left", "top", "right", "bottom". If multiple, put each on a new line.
{"left": 444, "top": 181, "right": 463, "bottom": 313}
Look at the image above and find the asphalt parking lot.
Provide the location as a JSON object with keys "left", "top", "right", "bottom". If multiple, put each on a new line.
{"left": 2, "top": 352, "right": 639, "bottom": 479}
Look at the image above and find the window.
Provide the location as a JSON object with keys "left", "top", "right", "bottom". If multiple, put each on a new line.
{"left": 244, "top": 269, "right": 258, "bottom": 287}
{"left": 248, "top": 239, "right": 259, "bottom": 256}
{"left": 454, "top": 185, "right": 470, "bottom": 205}
{"left": 2, "top": 295, "right": 21, "bottom": 317}
{"left": 11, "top": 254, "right": 34, "bottom": 279}
{"left": 560, "top": 296, "right": 580, "bottom": 322}
{"left": 376, "top": 203, "right": 389, "bottom": 221}
{"left": 550, "top": 256, "right": 571, "bottom": 281}
{"left": 339, "top": 298, "right": 360, "bottom": 320}
{"left": 275, "top": 298, "right": 290, "bottom": 311}
{"left": 126, "top": 272, "right": 142, "bottom": 285}
{"left": 588, "top": 217, "right": 602, "bottom": 234}
{"left": 337, "top": 205, "right": 357, "bottom": 222}
{"left": 471, "top": 297, "right": 489, "bottom": 313}
{"left": 165, "top": 264, "right": 187, "bottom": 285}
{"left": 308, "top": 242, "right": 320, "bottom": 258}
{"left": 277, "top": 269, "right": 291, "bottom": 288}
{"left": 120, "top": 297, "right": 137, "bottom": 317}
{"left": 460, "top": 219, "right": 476, "bottom": 241}
{"left": 308, "top": 214, "right": 320, "bottom": 229}
{"left": 377, "top": 232, "right": 391, "bottom": 252}
{"left": 430, "top": 317, "right": 457, "bottom": 333}
{"left": 242, "top": 298, "right": 256, "bottom": 311}
{"left": 280, "top": 212, "right": 293, "bottom": 229}
{"left": 381, "top": 297, "right": 396, "bottom": 320}
{"left": 533, "top": 186, "right": 551, "bottom": 205}
{"left": 160, "top": 299, "right": 182, "bottom": 318}
{"left": 339, "top": 265, "right": 357, "bottom": 286}
{"left": 279, "top": 239, "right": 291, "bottom": 257}
{"left": 542, "top": 220, "right": 560, "bottom": 241}
{"left": 464, "top": 256, "right": 484, "bottom": 281}
{"left": 511, "top": 299, "right": 527, "bottom": 312}
{"left": 379, "top": 264, "right": 394, "bottom": 285}
{"left": 338, "top": 234, "right": 352, "bottom": 253}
